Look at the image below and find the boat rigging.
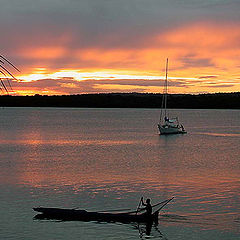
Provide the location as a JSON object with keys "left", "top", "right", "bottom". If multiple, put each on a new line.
{"left": 158, "top": 59, "right": 187, "bottom": 135}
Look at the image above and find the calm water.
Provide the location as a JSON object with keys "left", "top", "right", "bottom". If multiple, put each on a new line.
{"left": 0, "top": 108, "right": 239, "bottom": 240}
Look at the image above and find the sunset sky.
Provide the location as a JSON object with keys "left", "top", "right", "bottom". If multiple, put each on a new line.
{"left": 1, "top": 0, "right": 240, "bottom": 95}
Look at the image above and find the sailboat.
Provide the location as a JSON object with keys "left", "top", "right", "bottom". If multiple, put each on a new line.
{"left": 158, "top": 59, "right": 187, "bottom": 135}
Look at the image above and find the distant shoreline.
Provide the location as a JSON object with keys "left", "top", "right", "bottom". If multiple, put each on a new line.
{"left": 1, "top": 92, "right": 240, "bottom": 109}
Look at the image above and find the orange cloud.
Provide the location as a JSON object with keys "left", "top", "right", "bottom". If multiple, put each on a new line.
{"left": 160, "top": 22, "right": 240, "bottom": 48}
{"left": 8, "top": 21, "right": 240, "bottom": 95}
{"left": 18, "top": 46, "right": 67, "bottom": 60}
{"left": 77, "top": 49, "right": 134, "bottom": 64}
{"left": 158, "top": 22, "right": 240, "bottom": 69}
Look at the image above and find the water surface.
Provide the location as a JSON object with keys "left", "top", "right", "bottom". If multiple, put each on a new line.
{"left": 0, "top": 108, "right": 239, "bottom": 239}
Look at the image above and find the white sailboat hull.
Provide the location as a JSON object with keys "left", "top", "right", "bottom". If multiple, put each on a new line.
{"left": 158, "top": 124, "right": 187, "bottom": 135}
{"left": 157, "top": 59, "right": 187, "bottom": 135}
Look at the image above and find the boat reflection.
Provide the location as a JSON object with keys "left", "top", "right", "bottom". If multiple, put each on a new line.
{"left": 34, "top": 214, "right": 168, "bottom": 239}
{"left": 137, "top": 221, "right": 168, "bottom": 239}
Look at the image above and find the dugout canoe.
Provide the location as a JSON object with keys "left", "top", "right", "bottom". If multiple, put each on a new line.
{"left": 33, "top": 207, "right": 159, "bottom": 223}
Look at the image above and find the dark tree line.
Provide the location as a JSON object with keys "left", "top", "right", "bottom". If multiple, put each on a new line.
{"left": 0, "top": 92, "right": 240, "bottom": 109}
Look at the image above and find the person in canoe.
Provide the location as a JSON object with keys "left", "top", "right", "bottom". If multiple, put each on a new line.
{"left": 141, "top": 198, "right": 152, "bottom": 216}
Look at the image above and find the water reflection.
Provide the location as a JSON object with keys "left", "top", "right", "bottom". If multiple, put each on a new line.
{"left": 197, "top": 132, "right": 240, "bottom": 137}
{"left": 137, "top": 222, "right": 167, "bottom": 239}
{"left": 34, "top": 213, "right": 166, "bottom": 239}
{"left": 0, "top": 139, "right": 137, "bottom": 146}
{"left": 1, "top": 108, "right": 240, "bottom": 239}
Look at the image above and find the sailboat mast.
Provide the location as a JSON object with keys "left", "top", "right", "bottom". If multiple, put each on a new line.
{"left": 164, "top": 58, "right": 168, "bottom": 118}
{"left": 159, "top": 58, "right": 169, "bottom": 124}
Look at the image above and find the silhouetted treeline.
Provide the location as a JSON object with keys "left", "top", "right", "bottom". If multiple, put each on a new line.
{"left": 0, "top": 92, "right": 240, "bottom": 109}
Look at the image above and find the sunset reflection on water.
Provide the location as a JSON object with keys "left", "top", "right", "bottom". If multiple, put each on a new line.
{"left": 0, "top": 108, "right": 239, "bottom": 239}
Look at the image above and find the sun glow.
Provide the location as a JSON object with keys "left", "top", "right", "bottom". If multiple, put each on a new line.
{"left": 19, "top": 68, "right": 199, "bottom": 82}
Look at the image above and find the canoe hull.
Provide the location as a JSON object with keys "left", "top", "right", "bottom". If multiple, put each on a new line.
{"left": 33, "top": 207, "right": 159, "bottom": 223}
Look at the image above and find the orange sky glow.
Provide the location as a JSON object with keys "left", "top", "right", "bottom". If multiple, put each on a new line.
{"left": 1, "top": 2, "right": 240, "bottom": 95}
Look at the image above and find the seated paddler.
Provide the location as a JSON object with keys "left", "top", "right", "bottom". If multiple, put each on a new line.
{"left": 141, "top": 198, "right": 152, "bottom": 216}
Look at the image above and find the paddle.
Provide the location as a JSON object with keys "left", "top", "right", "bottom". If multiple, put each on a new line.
{"left": 135, "top": 197, "right": 143, "bottom": 215}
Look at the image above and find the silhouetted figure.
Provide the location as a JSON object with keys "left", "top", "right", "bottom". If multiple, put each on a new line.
{"left": 141, "top": 198, "right": 152, "bottom": 216}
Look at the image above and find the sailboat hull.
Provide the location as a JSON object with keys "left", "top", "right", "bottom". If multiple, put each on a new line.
{"left": 158, "top": 124, "right": 187, "bottom": 135}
